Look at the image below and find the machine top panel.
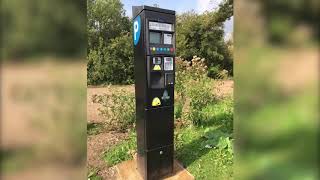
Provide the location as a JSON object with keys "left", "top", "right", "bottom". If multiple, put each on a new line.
{"left": 132, "top": 5, "right": 175, "bottom": 19}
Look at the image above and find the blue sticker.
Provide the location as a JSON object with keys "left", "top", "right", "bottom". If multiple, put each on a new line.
{"left": 133, "top": 16, "right": 141, "bottom": 46}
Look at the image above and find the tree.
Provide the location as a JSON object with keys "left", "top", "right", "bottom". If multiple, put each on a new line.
{"left": 87, "top": 0, "right": 130, "bottom": 50}
{"left": 87, "top": 0, "right": 133, "bottom": 85}
{"left": 176, "top": 0, "right": 234, "bottom": 76}
{"left": 215, "top": 0, "right": 233, "bottom": 24}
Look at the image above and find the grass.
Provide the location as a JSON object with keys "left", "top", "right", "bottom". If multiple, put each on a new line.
{"left": 201, "top": 97, "right": 233, "bottom": 133}
{"left": 102, "top": 98, "right": 234, "bottom": 179}
{"left": 175, "top": 126, "right": 233, "bottom": 180}
{"left": 103, "top": 133, "right": 137, "bottom": 166}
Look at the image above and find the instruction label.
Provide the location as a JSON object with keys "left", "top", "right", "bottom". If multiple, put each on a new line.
{"left": 164, "top": 57, "right": 173, "bottom": 71}
{"left": 153, "top": 65, "right": 161, "bottom": 70}
{"left": 164, "top": 34, "right": 172, "bottom": 44}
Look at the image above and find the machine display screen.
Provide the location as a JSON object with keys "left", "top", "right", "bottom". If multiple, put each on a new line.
{"left": 150, "top": 32, "right": 161, "bottom": 44}
{"left": 149, "top": 22, "right": 173, "bottom": 31}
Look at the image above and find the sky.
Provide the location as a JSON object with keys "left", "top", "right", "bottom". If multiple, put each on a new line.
{"left": 121, "top": 0, "right": 233, "bottom": 40}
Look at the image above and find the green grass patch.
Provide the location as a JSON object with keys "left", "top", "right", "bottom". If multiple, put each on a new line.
{"left": 87, "top": 122, "right": 105, "bottom": 135}
{"left": 175, "top": 125, "right": 233, "bottom": 180}
{"left": 201, "top": 97, "right": 233, "bottom": 133}
{"left": 103, "top": 133, "right": 136, "bottom": 166}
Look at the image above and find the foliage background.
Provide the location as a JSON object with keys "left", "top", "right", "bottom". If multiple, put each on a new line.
{"left": 86, "top": 0, "right": 234, "bottom": 85}
{"left": 1, "top": 0, "right": 86, "bottom": 59}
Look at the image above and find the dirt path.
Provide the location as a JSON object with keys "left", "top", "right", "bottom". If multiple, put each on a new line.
{"left": 213, "top": 80, "right": 234, "bottom": 98}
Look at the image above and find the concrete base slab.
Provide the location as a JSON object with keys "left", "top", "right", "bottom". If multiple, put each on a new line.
{"left": 115, "top": 159, "right": 194, "bottom": 180}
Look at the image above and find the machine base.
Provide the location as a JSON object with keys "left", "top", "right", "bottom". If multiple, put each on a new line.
{"left": 115, "top": 158, "right": 194, "bottom": 180}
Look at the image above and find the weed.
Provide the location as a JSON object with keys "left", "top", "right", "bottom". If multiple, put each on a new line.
{"left": 187, "top": 78, "right": 216, "bottom": 126}
{"left": 92, "top": 90, "right": 135, "bottom": 131}
{"left": 201, "top": 128, "right": 233, "bottom": 154}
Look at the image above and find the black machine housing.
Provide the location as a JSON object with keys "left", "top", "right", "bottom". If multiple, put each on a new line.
{"left": 132, "top": 5, "right": 176, "bottom": 180}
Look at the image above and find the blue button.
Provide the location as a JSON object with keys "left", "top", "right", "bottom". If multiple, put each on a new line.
{"left": 156, "top": 48, "right": 159, "bottom": 51}
{"left": 160, "top": 48, "right": 163, "bottom": 51}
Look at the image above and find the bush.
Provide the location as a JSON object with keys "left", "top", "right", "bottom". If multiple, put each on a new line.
{"left": 175, "top": 56, "right": 207, "bottom": 94}
{"left": 187, "top": 79, "right": 216, "bottom": 125}
{"left": 87, "top": 34, "right": 134, "bottom": 85}
{"left": 92, "top": 90, "right": 135, "bottom": 131}
{"left": 175, "top": 57, "right": 217, "bottom": 126}
{"left": 208, "top": 66, "right": 220, "bottom": 79}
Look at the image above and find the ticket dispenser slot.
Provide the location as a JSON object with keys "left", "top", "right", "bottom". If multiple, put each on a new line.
{"left": 133, "top": 5, "right": 175, "bottom": 180}
{"left": 165, "top": 73, "right": 174, "bottom": 86}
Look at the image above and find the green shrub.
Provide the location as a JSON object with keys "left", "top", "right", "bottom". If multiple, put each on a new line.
{"left": 175, "top": 57, "right": 219, "bottom": 126}
{"left": 175, "top": 57, "right": 207, "bottom": 97}
{"left": 208, "top": 66, "right": 229, "bottom": 79}
{"left": 175, "top": 56, "right": 231, "bottom": 128}
{"left": 187, "top": 79, "right": 216, "bottom": 125}
{"left": 92, "top": 90, "right": 135, "bottom": 131}
{"left": 208, "top": 66, "right": 220, "bottom": 79}
{"left": 87, "top": 34, "right": 134, "bottom": 85}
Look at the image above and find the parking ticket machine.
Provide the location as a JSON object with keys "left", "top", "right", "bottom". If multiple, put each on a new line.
{"left": 132, "top": 6, "right": 175, "bottom": 180}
